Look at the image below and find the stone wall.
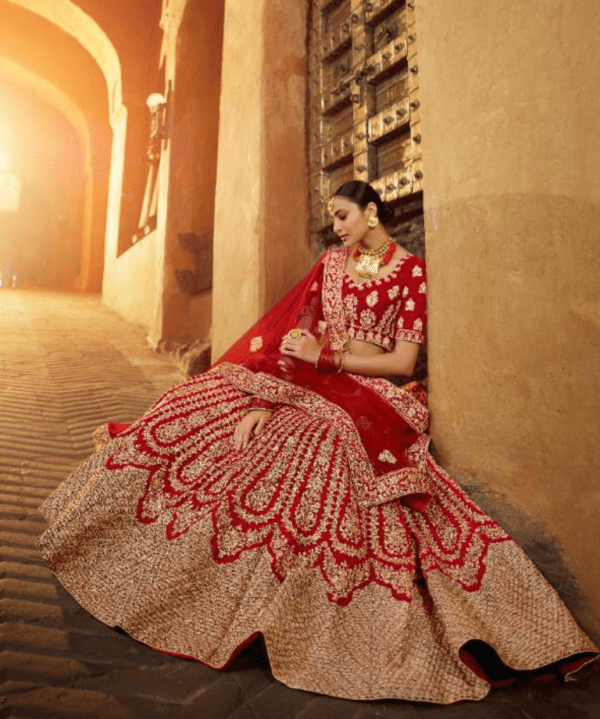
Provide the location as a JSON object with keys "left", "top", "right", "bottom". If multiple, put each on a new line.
{"left": 211, "top": 0, "right": 311, "bottom": 360}
{"left": 418, "top": 0, "right": 600, "bottom": 639}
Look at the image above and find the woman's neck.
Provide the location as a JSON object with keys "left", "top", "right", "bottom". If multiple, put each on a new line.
{"left": 361, "top": 226, "right": 391, "bottom": 250}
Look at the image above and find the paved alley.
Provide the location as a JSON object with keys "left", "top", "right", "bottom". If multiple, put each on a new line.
{"left": 0, "top": 290, "right": 598, "bottom": 719}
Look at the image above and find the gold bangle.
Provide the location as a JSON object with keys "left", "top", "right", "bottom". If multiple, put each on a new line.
{"left": 339, "top": 349, "right": 349, "bottom": 373}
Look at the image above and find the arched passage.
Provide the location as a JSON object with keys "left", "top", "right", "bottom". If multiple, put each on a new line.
{"left": 5, "top": 0, "right": 122, "bottom": 115}
{"left": 1, "top": 0, "right": 125, "bottom": 291}
{"left": 0, "top": 58, "right": 92, "bottom": 289}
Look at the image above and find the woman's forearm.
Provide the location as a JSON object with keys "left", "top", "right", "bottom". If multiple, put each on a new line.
{"left": 279, "top": 329, "right": 419, "bottom": 378}
{"left": 341, "top": 347, "right": 418, "bottom": 378}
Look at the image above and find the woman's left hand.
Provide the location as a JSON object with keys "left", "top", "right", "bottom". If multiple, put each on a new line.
{"left": 279, "top": 329, "right": 320, "bottom": 364}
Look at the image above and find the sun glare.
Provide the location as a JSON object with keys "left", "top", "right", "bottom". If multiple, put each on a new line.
{"left": 0, "top": 150, "right": 21, "bottom": 212}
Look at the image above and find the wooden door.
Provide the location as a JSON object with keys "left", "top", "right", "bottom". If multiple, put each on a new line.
{"left": 308, "top": 0, "right": 424, "bottom": 255}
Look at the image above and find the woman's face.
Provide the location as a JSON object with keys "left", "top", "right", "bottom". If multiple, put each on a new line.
{"left": 331, "top": 197, "right": 370, "bottom": 248}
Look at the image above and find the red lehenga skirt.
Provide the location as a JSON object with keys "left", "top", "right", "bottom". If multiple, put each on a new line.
{"left": 36, "top": 363, "right": 597, "bottom": 704}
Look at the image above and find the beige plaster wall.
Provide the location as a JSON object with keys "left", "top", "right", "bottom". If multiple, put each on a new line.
{"left": 102, "top": 227, "right": 157, "bottom": 329}
{"left": 212, "top": 0, "right": 311, "bottom": 360}
{"left": 418, "top": 0, "right": 600, "bottom": 634}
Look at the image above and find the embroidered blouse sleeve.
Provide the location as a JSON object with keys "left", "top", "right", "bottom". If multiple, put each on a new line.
{"left": 395, "top": 259, "right": 427, "bottom": 345}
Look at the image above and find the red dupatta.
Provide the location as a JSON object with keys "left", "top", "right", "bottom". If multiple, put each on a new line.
{"left": 213, "top": 248, "right": 433, "bottom": 511}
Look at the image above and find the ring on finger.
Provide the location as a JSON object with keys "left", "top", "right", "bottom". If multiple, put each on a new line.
{"left": 289, "top": 328, "right": 303, "bottom": 341}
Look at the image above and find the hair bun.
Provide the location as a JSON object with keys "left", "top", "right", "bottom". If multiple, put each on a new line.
{"left": 380, "top": 201, "right": 394, "bottom": 225}
{"left": 332, "top": 181, "right": 395, "bottom": 226}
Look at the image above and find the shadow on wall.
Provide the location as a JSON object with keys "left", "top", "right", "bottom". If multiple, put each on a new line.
{"left": 432, "top": 453, "right": 599, "bottom": 645}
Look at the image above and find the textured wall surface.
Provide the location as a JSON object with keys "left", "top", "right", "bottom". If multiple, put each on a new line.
{"left": 212, "top": 0, "right": 310, "bottom": 360}
{"left": 418, "top": 0, "right": 600, "bottom": 638}
{"left": 161, "top": 0, "right": 224, "bottom": 344}
{"left": 102, "top": 225, "right": 157, "bottom": 330}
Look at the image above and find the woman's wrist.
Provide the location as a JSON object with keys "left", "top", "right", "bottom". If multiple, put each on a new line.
{"left": 247, "top": 397, "right": 276, "bottom": 412}
{"left": 315, "top": 347, "right": 346, "bottom": 373}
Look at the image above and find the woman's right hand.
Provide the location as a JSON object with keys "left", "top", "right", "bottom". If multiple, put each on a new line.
{"left": 233, "top": 410, "right": 272, "bottom": 450}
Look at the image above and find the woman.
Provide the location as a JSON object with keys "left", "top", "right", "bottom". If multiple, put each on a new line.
{"left": 37, "top": 182, "right": 597, "bottom": 704}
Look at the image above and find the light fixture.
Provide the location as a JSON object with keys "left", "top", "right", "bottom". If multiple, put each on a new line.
{"left": 146, "top": 93, "right": 167, "bottom": 110}
{"left": 146, "top": 93, "right": 168, "bottom": 142}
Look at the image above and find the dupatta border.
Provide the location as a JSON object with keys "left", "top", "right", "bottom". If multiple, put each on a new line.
{"left": 351, "top": 375, "right": 430, "bottom": 435}
{"left": 322, "top": 247, "right": 349, "bottom": 351}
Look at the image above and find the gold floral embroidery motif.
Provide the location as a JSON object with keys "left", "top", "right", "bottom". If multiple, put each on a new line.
{"left": 360, "top": 309, "right": 377, "bottom": 329}
{"left": 402, "top": 286, "right": 409, "bottom": 298}
{"left": 397, "top": 329, "right": 424, "bottom": 344}
{"left": 414, "top": 318, "right": 423, "bottom": 331}
{"left": 378, "top": 450, "right": 397, "bottom": 464}
{"left": 344, "top": 294, "right": 358, "bottom": 316}
{"left": 397, "top": 316, "right": 404, "bottom": 329}
{"left": 388, "top": 286, "right": 400, "bottom": 300}
{"left": 412, "top": 265, "right": 423, "bottom": 278}
{"left": 249, "top": 336, "right": 263, "bottom": 352}
{"left": 366, "top": 290, "right": 379, "bottom": 308}
{"left": 419, "top": 282, "right": 426, "bottom": 294}
{"left": 405, "top": 298, "right": 416, "bottom": 312}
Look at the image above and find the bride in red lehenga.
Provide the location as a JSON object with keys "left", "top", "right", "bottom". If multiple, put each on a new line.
{"left": 37, "top": 182, "right": 597, "bottom": 704}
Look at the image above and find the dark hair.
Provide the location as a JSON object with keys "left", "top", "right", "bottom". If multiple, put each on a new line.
{"left": 333, "top": 181, "right": 394, "bottom": 225}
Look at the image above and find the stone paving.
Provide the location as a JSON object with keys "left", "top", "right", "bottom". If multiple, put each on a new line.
{"left": 0, "top": 289, "right": 599, "bottom": 719}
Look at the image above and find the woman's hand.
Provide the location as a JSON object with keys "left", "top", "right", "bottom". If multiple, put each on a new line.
{"left": 279, "top": 329, "right": 320, "bottom": 364}
{"left": 233, "top": 410, "right": 272, "bottom": 450}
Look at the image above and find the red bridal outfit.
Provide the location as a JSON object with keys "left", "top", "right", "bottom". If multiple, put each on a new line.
{"left": 37, "top": 247, "right": 597, "bottom": 704}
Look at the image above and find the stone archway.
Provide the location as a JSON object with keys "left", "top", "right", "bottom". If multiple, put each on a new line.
{"left": 0, "top": 58, "right": 91, "bottom": 288}
{"left": 5, "top": 0, "right": 122, "bottom": 114}
{"left": 1, "top": 0, "right": 125, "bottom": 291}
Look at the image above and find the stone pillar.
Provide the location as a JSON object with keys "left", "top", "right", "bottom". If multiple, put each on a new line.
{"left": 418, "top": 0, "right": 600, "bottom": 635}
{"left": 160, "top": 0, "right": 225, "bottom": 345}
{"left": 212, "top": 0, "right": 311, "bottom": 359}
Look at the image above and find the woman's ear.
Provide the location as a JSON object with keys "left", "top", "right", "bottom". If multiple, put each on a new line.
{"left": 366, "top": 201, "right": 379, "bottom": 218}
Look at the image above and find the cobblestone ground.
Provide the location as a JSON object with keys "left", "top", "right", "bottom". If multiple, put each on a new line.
{"left": 0, "top": 289, "right": 598, "bottom": 719}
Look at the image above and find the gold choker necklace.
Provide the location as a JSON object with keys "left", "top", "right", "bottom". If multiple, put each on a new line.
{"left": 354, "top": 239, "right": 396, "bottom": 279}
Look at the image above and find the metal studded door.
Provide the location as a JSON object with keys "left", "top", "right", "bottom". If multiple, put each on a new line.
{"left": 308, "top": 0, "right": 424, "bottom": 254}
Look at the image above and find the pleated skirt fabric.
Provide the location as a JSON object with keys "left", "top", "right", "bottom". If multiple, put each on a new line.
{"left": 37, "top": 370, "right": 598, "bottom": 704}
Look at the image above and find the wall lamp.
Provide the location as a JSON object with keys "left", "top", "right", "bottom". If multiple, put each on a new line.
{"left": 146, "top": 92, "right": 168, "bottom": 141}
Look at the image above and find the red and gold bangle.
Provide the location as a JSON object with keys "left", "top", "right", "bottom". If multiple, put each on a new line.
{"left": 247, "top": 397, "right": 276, "bottom": 412}
{"left": 316, "top": 347, "right": 342, "bottom": 374}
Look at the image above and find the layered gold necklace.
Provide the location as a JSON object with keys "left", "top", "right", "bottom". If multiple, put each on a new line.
{"left": 354, "top": 239, "right": 396, "bottom": 280}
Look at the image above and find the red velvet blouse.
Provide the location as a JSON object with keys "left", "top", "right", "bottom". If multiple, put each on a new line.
{"left": 341, "top": 252, "right": 427, "bottom": 350}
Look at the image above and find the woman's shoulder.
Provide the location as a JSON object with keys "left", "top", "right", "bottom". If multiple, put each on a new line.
{"left": 399, "top": 252, "right": 426, "bottom": 278}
